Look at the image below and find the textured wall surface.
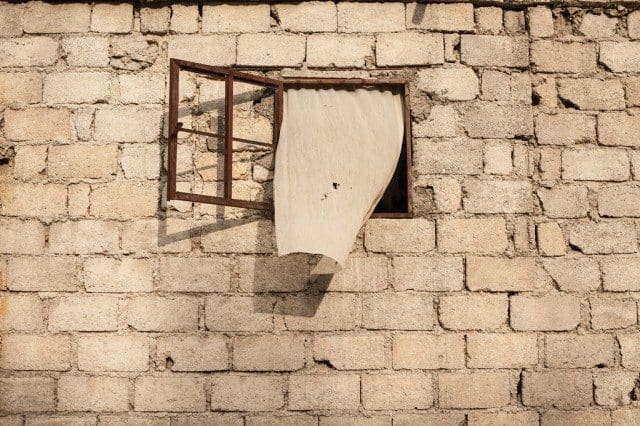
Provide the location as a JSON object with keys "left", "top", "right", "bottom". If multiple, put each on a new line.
{"left": 2, "top": 0, "right": 640, "bottom": 424}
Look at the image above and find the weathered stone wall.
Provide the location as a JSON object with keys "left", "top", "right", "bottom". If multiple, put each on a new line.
{"left": 2, "top": 0, "right": 640, "bottom": 424}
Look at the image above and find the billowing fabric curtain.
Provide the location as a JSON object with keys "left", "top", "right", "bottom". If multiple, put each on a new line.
{"left": 274, "top": 87, "right": 404, "bottom": 269}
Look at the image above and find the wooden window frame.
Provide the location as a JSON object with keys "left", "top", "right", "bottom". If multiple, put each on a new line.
{"left": 167, "top": 58, "right": 413, "bottom": 218}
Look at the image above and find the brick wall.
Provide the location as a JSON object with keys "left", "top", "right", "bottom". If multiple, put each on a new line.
{"left": 2, "top": 0, "right": 640, "bottom": 424}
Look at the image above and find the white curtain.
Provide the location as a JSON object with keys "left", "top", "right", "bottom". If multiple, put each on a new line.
{"left": 274, "top": 87, "right": 404, "bottom": 270}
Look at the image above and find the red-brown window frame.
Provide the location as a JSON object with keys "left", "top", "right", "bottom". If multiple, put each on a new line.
{"left": 167, "top": 58, "right": 413, "bottom": 218}
{"left": 167, "top": 58, "right": 283, "bottom": 210}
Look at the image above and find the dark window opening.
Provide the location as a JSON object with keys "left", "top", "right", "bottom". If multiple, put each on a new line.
{"left": 167, "top": 58, "right": 412, "bottom": 218}
{"left": 374, "top": 140, "right": 409, "bottom": 217}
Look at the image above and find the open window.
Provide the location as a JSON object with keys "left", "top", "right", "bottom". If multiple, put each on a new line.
{"left": 167, "top": 58, "right": 412, "bottom": 218}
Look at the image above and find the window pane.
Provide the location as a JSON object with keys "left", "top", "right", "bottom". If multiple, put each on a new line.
{"left": 232, "top": 81, "right": 276, "bottom": 148}
{"left": 193, "top": 72, "right": 226, "bottom": 137}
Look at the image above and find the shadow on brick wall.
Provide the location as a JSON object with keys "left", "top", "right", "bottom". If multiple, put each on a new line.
{"left": 155, "top": 100, "right": 333, "bottom": 320}
{"left": 409, "top": 3, "right": 426, "bottom": 25}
